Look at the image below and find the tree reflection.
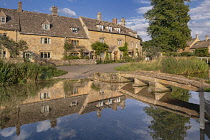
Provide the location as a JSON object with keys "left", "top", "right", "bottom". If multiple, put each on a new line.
{"left": 144, "top": 86, "right": 192, "bottom": 140}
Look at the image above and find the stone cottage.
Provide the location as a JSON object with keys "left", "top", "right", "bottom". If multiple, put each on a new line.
{"left": 0, "top": 2, "right": 142, "bottom": 61}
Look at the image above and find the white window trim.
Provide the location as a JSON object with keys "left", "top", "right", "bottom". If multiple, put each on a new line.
{"left": 42, "top": 24, "right": 50, "bottom": 30}
{"left": 0, "top": 17, "right": 6, "bottom": 23}
{"left": 99, "top": 38, "right": 105, "bottom": 43}
{"left": 41, "top": 37, "right": 51, "bottom": 44}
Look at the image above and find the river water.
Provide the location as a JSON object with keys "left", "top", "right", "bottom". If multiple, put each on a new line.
{"left": 0, "top": 79, "right": 209, "bottom": 140}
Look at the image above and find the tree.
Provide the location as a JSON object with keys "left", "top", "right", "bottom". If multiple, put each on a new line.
{"left": 142, "top": 40, "right": 161, "bottom": 59}
{"left": 144, "top": 0, "right": 191, "bottom": 52}
{"left": 0, "top": 35, "right": 28, "bottom": 58}
{"left": 91, "top": 41, "right": 109, "bottom": 58}
{"left": 119, "top": 42, "right": 129, "bottom": 60}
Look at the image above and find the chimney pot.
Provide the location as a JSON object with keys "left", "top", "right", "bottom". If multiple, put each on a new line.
{"left": 206, "top": 35, "right": 209, "bottom": 41}
{"left": 112, "top": 18, "right": 117, "bottom": 24}
{"left": 51, "top": 6, "right": 58, "bottom": 16}
{"left": 121, "top": 17, "right": 125, "bottom": 27}
{"left": 18, "top": 1, "right": 22, "bottom": 12}
{"left": 97, "top": 12, "right": 102, "bottom": 21}
{"left": 196, "top": 34, "right": 199, "bottom": 39}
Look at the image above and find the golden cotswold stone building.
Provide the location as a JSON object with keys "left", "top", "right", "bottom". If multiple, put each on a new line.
{"left": 0, "top": 2, "right": 142, "bottom": 60}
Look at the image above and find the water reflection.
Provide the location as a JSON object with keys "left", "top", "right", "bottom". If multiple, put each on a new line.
{"left": 0, "top": 80, "right": 209, "bottom": 139}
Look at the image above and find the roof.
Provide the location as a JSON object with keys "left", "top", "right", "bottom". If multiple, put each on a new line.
{"left": 191, "top": 39, "right": 210, "bottom": 49}
{"left": 187, "top": 38, "right": 196, "bottom": 46}
{"left": 0, "top": 8, "right": 88, "bottom": 38}
{"left": 0, "top": 8, "right": 20, "bottom": 31}
{"left": 80, "top": 16, "right": 138, "bottom": 38}
{"left": 19, "top": 11, "right": 87, "bottom": 38}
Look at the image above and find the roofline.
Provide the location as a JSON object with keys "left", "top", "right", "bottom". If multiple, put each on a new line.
{"left": 19, "top": 32, "right": 88, "bottom": 39}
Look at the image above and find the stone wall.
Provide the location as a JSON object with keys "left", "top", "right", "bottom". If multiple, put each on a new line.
{"left": 49, "top": 59, "right": 97, "bottom": 66}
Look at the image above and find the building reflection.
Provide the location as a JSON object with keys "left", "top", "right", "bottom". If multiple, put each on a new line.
{"left": 0, "top": 80, "right": 126, "bottom": 135}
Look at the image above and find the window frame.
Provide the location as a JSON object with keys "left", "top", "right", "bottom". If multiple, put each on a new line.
{"left": 41, "top": 37, "right": 51, "bottom": 44}
{"left": 40, "top": 52, "right": 51, "bottom": 58}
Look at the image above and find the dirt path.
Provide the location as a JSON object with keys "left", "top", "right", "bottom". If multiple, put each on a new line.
{"left": 56, "top": 63, "right": 125, "bottom": 79}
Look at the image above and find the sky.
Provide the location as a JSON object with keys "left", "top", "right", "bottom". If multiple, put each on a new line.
{"left": 0, "top": 0, "right": 210, "bottom": 41}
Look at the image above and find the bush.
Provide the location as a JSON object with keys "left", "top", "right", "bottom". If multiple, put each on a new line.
{"left": 180, "top": 52, "right": 194, "bottom": 57}
{"left": 161, "top": 57, "right": 208, "bottom": 74}
{"left": 195, "top": 48, "right": 209, "bottom": 57}
{"left": 0, "top": 61, "right": 67, "bottom": 84}
{"left": 63, "top": 55, "right": 80, "bottom": 60}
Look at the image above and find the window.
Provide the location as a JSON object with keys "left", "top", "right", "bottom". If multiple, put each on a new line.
{"left": 40, "top": 93, "right": 50, "bottom": 99}
{"left": 116, "top": 97, "right": 121, "bottom": 103}
{"left": 108, "top": 99, "right": 112, "bottom": 105}
{"left": 0, "top": 17, "right": 6, "bottom": 23}
{"left": 97, "top": 101, "right": 104, "bottom": 107}
{"left": 108, "top": 26, "right": 113, "bottom": 32}
{"left": 99, "top": 38, "right": 104, "bottom": 43}
{"left": 131, "top": 42, "right": 134, "bottom": 48}
{"left": 116, "top": 28, "right": 121, "bottom": 33}
{"left": 117, "top": 39, "right": 122, "bottom": 45}
{"left": 42, "top": 24, "right": 50, "bottom": 30}
{"left": 41, "top": 38, "right": 51, "bottom": 44}
{"left": 70, "top": 101, "right": 78, "bottom": 107}
{"left": 72, "top": 27, "right": 79, "bottom": 33}
{"left": 40, "top": 52, "right": 51, "bottom": 58}
{"left": 41, "top": 106, "right": 50, "bottom": 113}
{"left": 0, "top": 49, "right": 6, "bottom": 58}
{"left": 136, "top": 43, "right": 138, "bottom": 48}
{"left": 73, "top": 88, "right": 78, "bottom": 94}
{"left": 99, "top": 25, "right": 104, "bottom": 31}
{"left": 71, "top": 40, "right": 79, "bottom": 46}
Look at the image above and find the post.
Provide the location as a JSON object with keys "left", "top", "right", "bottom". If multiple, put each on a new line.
{"left": 200, "top": 80, "right": 205, "bottom": 130}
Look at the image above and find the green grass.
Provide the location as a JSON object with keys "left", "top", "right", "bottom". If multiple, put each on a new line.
{"left": 115, "top": 57, "right": 209, "bottom": 75}
{"left": 0, "top": 61, "right": 67, "bottom": 84}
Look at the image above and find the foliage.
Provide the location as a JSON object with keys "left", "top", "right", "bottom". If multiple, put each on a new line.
{"left": 144, "top": 106, "right": 191, "bottom": 140}
{"left": 180, "top": 52, "right": 194, "bottom": 57}
{"left": 170, "top": 86, "right": 190, "bottom": 102}
{"left": 143, "top": 41, "right": 161, "bottom": 58}
{"left": 144, "top": 0, "right": 191, "bottom": 52}
{"left": 194, "top": 48, "right": 209, "bottom": 57}
{"left": 91, "top": 41, "right": 109, "bottom": 56}
{"left": 115, "top": 57, "right": 209, "bottom": 75}
{"left": 0, "top": 61, "right": 67, "bottom": 84}
{"left": 0, "top": 36, "right": 28, "bottom": 58}
{"left": 64, "top": 41, "right": 74, "bottom": 51}
{"left": 119, "top": 42, "right": 129, "bottom": 60}
{"left": 161, "top": 57, "right": 208, "bottom": 74}
{"left": 115, "top": 60, "right": 161, "bottom": 71}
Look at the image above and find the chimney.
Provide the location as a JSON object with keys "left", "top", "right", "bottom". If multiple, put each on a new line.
{"left": 112, "top": 18, "right": 117, "bottom": 24}
{"left": 18, "top": 1, "right": 22, "bottom": 12}
{"left": 206, "top": 35, "right": 209, "bottom": 41}
{"left": 196, "top": 34, "right": 199, "bottom": 39}
{"left": 97, "top": 12, "right": 102, "bottom": 21}
{"left": 51, "top": 6, "right": 58, "bottom": 16}
{"left": 121, "top": 17, "right": 125, "bottom": 27}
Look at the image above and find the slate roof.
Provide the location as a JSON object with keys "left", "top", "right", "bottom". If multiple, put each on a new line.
{"left": 191, "top": 39, "right": 210, "bottom": 49}
{"left": 0, "top": 8, "right": 20, "bottom": 31}
{"left": 0, "top": 8, "right": 88, "bottom": 38}
{"left": 80, "top": 16, "right": 138, "bottom": 38}
{"left": 187, "top": 38, "right": 196, "bottom": 46}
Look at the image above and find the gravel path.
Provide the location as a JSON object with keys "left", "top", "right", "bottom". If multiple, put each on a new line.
{"left": 55, "top": 63, "right": 125, "bottom": 79}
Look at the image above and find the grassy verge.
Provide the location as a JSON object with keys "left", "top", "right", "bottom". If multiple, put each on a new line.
{"left": 115, "top": 57, "right": 209, "bottom": 75}
{"left": 0, "top": 61, "right": 67, "bottom": 84}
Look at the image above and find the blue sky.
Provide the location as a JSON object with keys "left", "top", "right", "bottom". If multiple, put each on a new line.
{"left": 0, "top": 0, "right": 210, "bottom": 41}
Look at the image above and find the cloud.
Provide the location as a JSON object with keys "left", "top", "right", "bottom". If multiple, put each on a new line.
{"left": 36, "top": 120, "right": 51, "bottom": 132}
{"left": 59, "top": 8, "right": 76, "bottom": 17}
{"left": 12, "top": 130, "right": 32, "bottom": 140}
{"left": 135, "top": 0, "right": 150, "bottom": 4}
{"left": 59, "top": 129, "right": 77, "bottom": 139}
{"left": 127, "top": 17, "right": 151, "bottom": 41}
{"left": 190, "top": 0, "right": 210, "bottom": 20}
{"left": 137, "top": 6, "right": 152, "bottom": 14}
{"left": 0, "top": 127, "right": 16, "bottom": 137}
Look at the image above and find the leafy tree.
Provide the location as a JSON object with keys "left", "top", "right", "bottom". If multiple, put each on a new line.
{"left": 144, "top": 0, "right": 191, "bottom": 52}
{"left": 119, "top": 42, "right": 129, "bottom": 60}
{"left": 142, "top": 40, "right": 161, "bottom": 59}
{"left": 194, "top": 48, "right": 209, "bottom": 57}
{"left": 0, "top": 35, "right": 28, "bottom": 58}
{"left": 91, "top": 41, "right": 109, "bottom": 58}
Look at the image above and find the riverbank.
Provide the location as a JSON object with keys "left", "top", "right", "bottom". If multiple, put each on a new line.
{"left": 0, "top": 61, "right": 67, "bottom": 84}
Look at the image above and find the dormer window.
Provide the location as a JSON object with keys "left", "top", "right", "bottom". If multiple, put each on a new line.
{"left": 99, "top": 25, "right": 104, "bottom": 31}
{"left": 42, "top": 20, "right": 51, "bottom": 30}
{"left": 0, "top": 11, "right": 7, "bottom": 24}
{"left": 116, "top": 28, "right": 121, "bottom": 33}
{"left": 108, "top": 26, "right": 113, "bottom": 32}
{"left": 72, "top": 27, "right": 79, "bottom": 33}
